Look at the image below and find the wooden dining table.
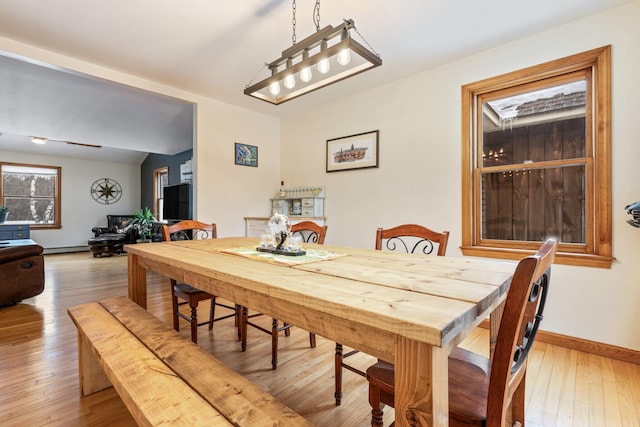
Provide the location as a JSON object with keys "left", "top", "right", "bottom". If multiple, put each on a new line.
{"left": 125, "top": 237, "right": 515, "bottom": 427}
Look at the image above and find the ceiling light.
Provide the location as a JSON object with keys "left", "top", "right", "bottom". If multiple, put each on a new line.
{"left": 30, "top": 136, "right": 102, "bottom": 148}
{"left": 244, "top": 0, "right": 381, "bottom": 105}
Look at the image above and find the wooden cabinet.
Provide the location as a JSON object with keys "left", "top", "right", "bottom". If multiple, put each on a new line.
{"left": 270, "top": 197, "right": 324, "bottom": 217}
{"left": 0, "top": 224, "right": 31, "bottom": 240}
{"left": 245, "top": 187, "right": 326, "bottom": 237}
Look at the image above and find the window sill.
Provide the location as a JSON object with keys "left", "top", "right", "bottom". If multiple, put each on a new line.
{"left": 460, "top": 246, "right": 614, "bottom": 269}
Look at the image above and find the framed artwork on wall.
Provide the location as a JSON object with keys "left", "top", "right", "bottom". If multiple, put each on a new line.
{"left": 326, "top": 130, "right": 379, "bottom": 172}
{"left": 235, "top": 143, "right": 258, "bottom": 167}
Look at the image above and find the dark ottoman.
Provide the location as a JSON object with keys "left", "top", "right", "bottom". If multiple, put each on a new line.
{"left": 88, "top": 234, "right": 126, "bottom": 257}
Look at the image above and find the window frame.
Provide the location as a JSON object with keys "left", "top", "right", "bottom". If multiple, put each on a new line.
{"left": 153, "top": 166, "right": 168, "bottom": 221}
{"left": 0, "top": 161, "right": 62, "bottom": 230}
{"left": 461, "top": 46, "right": 612, "bottom": 268}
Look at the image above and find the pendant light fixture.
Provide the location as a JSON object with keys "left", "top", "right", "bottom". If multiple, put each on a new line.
{"left": 244, "top": 0, "right": 382, "bottom": 105}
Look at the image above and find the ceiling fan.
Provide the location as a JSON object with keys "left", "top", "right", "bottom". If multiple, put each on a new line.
{"left": 31, "top": 136, "right": 102, "bottom": 149}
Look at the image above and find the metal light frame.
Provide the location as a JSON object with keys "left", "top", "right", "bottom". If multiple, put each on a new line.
{"left": 244, "top": 19, "right": 381, "bottom": 105}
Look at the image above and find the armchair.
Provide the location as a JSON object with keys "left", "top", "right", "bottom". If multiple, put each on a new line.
{"left": 91, "top": 214, "right": 137, "bottom": 243}
{"left": 0, "top": 243, "right": 45, "bottom": 307}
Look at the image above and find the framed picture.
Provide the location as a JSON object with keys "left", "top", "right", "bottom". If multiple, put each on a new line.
{"left": 326, "top": 130, "right": 379, "bottom": 172}
{"left": 235, "top": 143, "right": 258, "bottom": 167}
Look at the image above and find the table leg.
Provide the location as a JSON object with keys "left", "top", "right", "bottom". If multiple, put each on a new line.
{"left": 127, "top": 252, "right": 147, "bottom": 308}
{"left": 394, "top": 336, "right": 449, "bottom": 427}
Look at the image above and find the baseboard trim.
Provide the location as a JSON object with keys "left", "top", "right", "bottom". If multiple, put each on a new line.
{"left": 479, "top": 319, "right": 640, "bottom": 365}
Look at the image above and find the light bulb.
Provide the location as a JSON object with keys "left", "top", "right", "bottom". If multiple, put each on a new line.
{"left": 269, "top": 81, "right": 281, "bottom": 96}
{"left": 318, "top": 57, "right": 330, "bottom": 74}
{"left": 300, "top": 67, "right": 312, "bottom": 82}
{"left": 283, "top": 74, "right": 295, "bottom": 89}
{"left": 337, "top": 48, "right": 351, "bottom": 66}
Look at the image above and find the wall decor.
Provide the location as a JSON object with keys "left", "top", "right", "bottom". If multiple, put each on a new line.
{"left": 235, "top": 143, "right": 258, "bottom": 167}
{"left": 90, "top": 178, "right": 122, "bottom": 205}
{"left": 326, "top": 130, "right": 379, "bottom": 172}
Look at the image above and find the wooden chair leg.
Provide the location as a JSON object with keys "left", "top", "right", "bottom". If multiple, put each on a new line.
{"left": 208, "top": 297, "right": 216, "bottom": 330}
{"left": 369, "top": 381, "right": 384, "bottom": 427}
{"left": 171, "top": 289, "right": 180, "bottom": 332}
{"left": 271, "top": 318, "right": 279, "bottom": 370}
{"left": 283, "top": 322, "right": 291, "bottom": 337}
{"left": 241, "top": 306, "right": 248, "bottom": 351}
{"left": 309, "top": 333, "right": 316, "bottom": 348}
{"left": 511, "top": 374, "right": 526, "bottom": 426}
{"left": 188, "top": 298, "right": 199, "bottom": 344}
{"left": 335, "top": 343, "right": 343, "bottom": 406}
{"left": 235, "top": 304, "right": 242, "bottom": 340}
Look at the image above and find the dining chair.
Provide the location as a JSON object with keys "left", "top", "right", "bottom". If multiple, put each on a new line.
{"left": 335, "top": 223, "right": 450, "bottom": 405}
{"left": 365, "top": 239, "right": 557, "bottom": 427}
{"left": 241, "top": 221, "right": 327, "bottom": 369}
{"left": 161, "top": 220, "right": 239, "bottom": 344}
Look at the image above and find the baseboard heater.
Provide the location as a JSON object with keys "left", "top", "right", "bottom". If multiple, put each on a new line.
{"left": 42, "top": 246, "right": 90, "bottom": 255}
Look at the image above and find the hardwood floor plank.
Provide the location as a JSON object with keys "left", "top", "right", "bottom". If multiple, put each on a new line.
{"left": 601, "top": 357, "right": 623, "bottom": 426}
{"left": 0, "top": 252, "right": 638, "bottom": 426}
{"left": 587, "top": 354, "right": 607, "bottom": 426}
{"left": 556, "top": 348, "right": 579, "bottom": 427}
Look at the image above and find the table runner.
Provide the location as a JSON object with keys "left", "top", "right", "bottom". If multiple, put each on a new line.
{"left": 219, "top": 246, "right": 348, "bottom": 266}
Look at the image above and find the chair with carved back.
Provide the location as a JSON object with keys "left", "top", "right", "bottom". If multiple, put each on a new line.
{"left": 161, "top": 220, "right": 239, "bottom": 344}
{"left": 241, "top": 221, "right": 327, "bottom": 369}
{"left": 365, "top": 239, "right": 557, "bottom": 426}
{"left": 334, "top": 223, "right": 450, "bottom": 406}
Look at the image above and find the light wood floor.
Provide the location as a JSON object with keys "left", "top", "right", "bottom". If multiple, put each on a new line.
{"left": 1, "top": 252, "right": 639, "bottom": 426}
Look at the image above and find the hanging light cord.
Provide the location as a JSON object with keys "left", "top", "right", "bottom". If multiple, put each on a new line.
{"left": 291, "top": 0, "right": 297, "bottom": 44}
{"left": 293, "top": 0, "right": 320, "bottom": 43}
{"left": 245, "top": 62, "right": 269, "bottom": 89}
{"left": 351, "top": 21, "right": 381, "bottom": 58}
{"left": 313, "top": 0, "right": 321, "bottom": 31}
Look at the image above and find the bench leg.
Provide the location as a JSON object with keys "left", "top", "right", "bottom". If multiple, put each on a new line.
{"left": 77, "top": 331, "right": 112, "bottom": 396}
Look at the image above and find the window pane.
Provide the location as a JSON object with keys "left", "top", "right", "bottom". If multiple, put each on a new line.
{"left": 3, "top": 173, "right": 56, "bottom": 197}
{"left": 481, "top": 165, "right": 585, "bottom": 243}
{"left": 482, "top": 81, "right": 586, "bottom": 167}
{"left": 1, "top": 165, "right": 58, "bottom": 225}
{"left": 3, "top": 197, "right": 55, "bottom": 224}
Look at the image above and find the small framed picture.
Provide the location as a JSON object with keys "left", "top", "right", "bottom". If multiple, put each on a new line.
{"left": 326, "top": 130, "right": 379, "bottom": 172}
{"left": 235, "top": 143, "right": 258, "bottom": 167}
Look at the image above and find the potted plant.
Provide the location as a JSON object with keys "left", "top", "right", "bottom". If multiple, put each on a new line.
{"left": 131, "top": 207, "right": 156, "bottom": 242}
{"left": 0, "top": 205, "right": 8, "bottom": 224}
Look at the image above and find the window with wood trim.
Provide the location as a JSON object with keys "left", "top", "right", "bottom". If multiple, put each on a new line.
{"left": 461, "top": 46, "right": 612, "bottom": 268}
{"left": 153, "top": 166, "right": 168, "bottom": 221}
{"left": 0, "top": 162, "right": 62, "bottom": 229}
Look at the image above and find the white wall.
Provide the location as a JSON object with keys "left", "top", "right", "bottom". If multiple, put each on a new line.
{"left": 194, "top": 101, "right": 280, "bottom": 237}
{"left": 281, "top": 1, "right": 640, "bottom": 351}
{"left": 0, "top": 149, "right": 140, "bottom": 249}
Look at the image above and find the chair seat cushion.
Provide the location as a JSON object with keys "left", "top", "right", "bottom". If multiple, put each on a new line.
{"left": 366, "top": 347, "right": 490, "bottom": 425}
{"left": 448, "top": 347, "right": 490, "bottom": 425}
{"left": 174, "top": 282, "right": 213, "bottom": 296}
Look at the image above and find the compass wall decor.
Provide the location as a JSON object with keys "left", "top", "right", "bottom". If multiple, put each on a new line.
{"left": 90, "top": 178, "right": 122, "bottom": 205}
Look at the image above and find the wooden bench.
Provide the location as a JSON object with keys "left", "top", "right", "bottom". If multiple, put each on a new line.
{"left": 68, "top": 296, "right": 312, "bottom": 426}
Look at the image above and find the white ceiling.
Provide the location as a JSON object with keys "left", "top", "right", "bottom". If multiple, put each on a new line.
{"left": 0, "top": 0, "right": 631, "bottom": 163}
